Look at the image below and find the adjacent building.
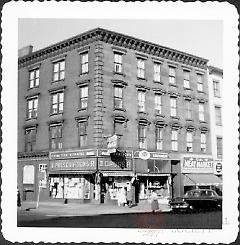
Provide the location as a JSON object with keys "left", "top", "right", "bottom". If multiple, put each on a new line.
{"left": 18, "top": 28, "right": 222, "bottom": 204}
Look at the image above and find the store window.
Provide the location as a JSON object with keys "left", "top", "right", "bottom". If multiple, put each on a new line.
{"left": 199, "top": 103, "right": 205, "bottom": 121}
{"left": 114, "top": 86, "right": 123, "bottom": 109}
{"left": 185, "top": 99, "right": 192, "bottom": 120}
{"left": 153, "top": 63, "right": 161, "bottom": 82}
{"left": 25, "top": 127, "right": 37, "bottom": 152}
{"left": 138, "top": 124, "right": 147, "bottom": 149}
{"left": 197, "top": 74, "right": 204, "bottom": 92}
{"left": 53, "top": 60, "right": 65, "bottom": 81}
{"left": 49, "top": 124, "right": 63, "bottom": 150}
{"left": 51, "top": 91, "right": 64, "bottom": 115}
{"left": 170, "top": 97, "right": 177, "bottom": 117}
{"left": 79, "top": 86, "right": 88, "bottom": 109}
{"left": 156, "top": 127, "right": 163, "bottom": 150}
{"left": 183, "top": 70, "right": 190, "bottom": 89}
{"left": 213, "top": 80, "right": 221, "bottom": 97}
{"left": 29, "top": 68, "right": 39, "bottom": 88}
{"left": 155, "top": 94, "right": 162, "bottom": 114}
{"left": 114, "top": 53, "right": 123, "bottom": 73}
{"left": 78, "top": 121, "right": 87, "bottom": 147}
{"left": 39, "top": 164, "right": 47, "bottom": 172}
{"left": 23, "top": 165, "right": 35, "bottom": 184}
{"left": 186, "top": 131, "right": 193, "bottom": 152}
{"left": 200, "top": 133, "right": 207, "bottom": 153}
{"left": 137, "top": 58, "right": 145, "bottom": 78}
{"left": 138, "top": 91, "right": 145, "bottom": 112}
{"left": 26, "top": 97, "right": 38, "bottom": 119}
{"left": 171, "top": 129, "right": 178, "bottom": 151}
{"left": 217, "top": 137, "right": 223, "bottom": 159}
{"left": 215, "top": 106, "right": 222, "bottom": 125}
{"left": 80, "top": 52, "right": 89, "bottom": 74}
{"left": 169, "top": 66, "right": 176, "bottom": 84}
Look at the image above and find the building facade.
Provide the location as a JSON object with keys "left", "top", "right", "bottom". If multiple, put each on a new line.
{"left": 18, "top": 28, "right": 221, "bottom": 204}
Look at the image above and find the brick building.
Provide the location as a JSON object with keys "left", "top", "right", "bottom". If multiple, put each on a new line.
{"left": 18, "top": 28, "right": 221, "bottom": 204}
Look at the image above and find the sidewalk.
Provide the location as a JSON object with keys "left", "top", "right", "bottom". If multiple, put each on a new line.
{"left": 18, "top": 200, "right": 171, "bottom": 218}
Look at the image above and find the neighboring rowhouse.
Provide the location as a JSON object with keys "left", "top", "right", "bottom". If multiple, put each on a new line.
{"left": 18, "top": 28, "right": 222, "bottom": 204}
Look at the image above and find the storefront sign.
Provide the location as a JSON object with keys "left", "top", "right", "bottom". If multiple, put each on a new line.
{"left": 213, "top": 161, "right": 223, "bottom": 175}
{"left": 98, "top": 158, "right": 132, "bottom": 171}
{"left": 50, "top": 149, "right": 97, "bottom": 160}
{"left": 182, "top": 157, "right": 214, "bottom": 173}
{"left": 98, "top": 149, "right": 132, "bottom": 158}
{"left": 107, "top": 135, "right": 118, "bottom": 153}
{"left": 134, "top": 151, "right": 168, "bottom": 159}
{"left": 49, "top": 158, "right": 97, "bottom": 172}
{"left": 139, "top": 150, "right": 150, "bottom": 160}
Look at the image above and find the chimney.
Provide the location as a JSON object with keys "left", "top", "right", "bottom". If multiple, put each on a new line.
{"left": 18, "top": 45, "right": 33, "bottom": 58}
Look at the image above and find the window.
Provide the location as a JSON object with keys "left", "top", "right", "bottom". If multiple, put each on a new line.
{"left": 114, "top": 53, "right": 123, "bottom": 73}
{"left": 27, "top": 97, "right": 38, "bottom": 119}
{"left": 49, "top": 124, "right": 63, "bottom": 150}
{"left": 79, "top": 86, "right": 88, "bottom": 109}
{"left": 170, "top": 97, "right": 177, "bottom": 117}
{"left": 216, "top": 137, "right": 223, "bottom": 159}
{"left": 185, "top": 100, "right": 192, "bottom": 120}
{"left": 81, "top": 53, "right": 89, "bottom": 74}
{"left": 78, "top": 121, "right": 87, "bottom": 147}
{"left": 197, "top": 74, "right": 204, "bottom": 92}
{"left": 156, "top": 127, "right": 163, "bottom": 150}
{"left": 23, "top": 165, "right": 35, "bottom": 184}
{"left": 138, "top": 91, "right": 145, "bottom": 112}
{"left": 114, "top": 121, "right": 124, "bottom": 136}
{"left": 215, "top": 106, "right": 222, "bottom": 125}
{"left": 53, "top": 60, "right": 65, "bottom": 81}
{"left": 29, "top": 69, "right": 39, "bottom": 88}
{"left": 183, "top": 70, "right": 190, "bottom": 88}
{"left": 169, "top": 66, "right": 176, "bottom": 84}
{"left": 39, "top": 163, "right": 47, "bottom": 172}
{"left": 137, "top": 59, "right": 145, "bottom": 78}
{"left": 213, "top": 80, "right": 220, "bottom": 97}
{"left": 200, "top": 133, "right": 206, "bottom": 152}
{"left": 186, "top": 131, "right": 193, "bottom": 152}
{"left": 51, "top": 92, "right": 64, "bottom": 114}
{"left": 25, "top": 128, "right": 36, "bottom": 152}
{"left": 153, "top": 63, "right": 161, "bottom": 82}
{"left": 171, "top": 129, "right": 178, "bottom": 151}
{"left": 155, "top": 94, "right": 162, "bottom": 114}
{"left": 138, "top": 125, "right": 147, "bottom": 149}
{"left": 114, "top": 86, "right": 123, "bottom": 109}
{"left": 199, "top": 103, "right": 205, "bottom": 121}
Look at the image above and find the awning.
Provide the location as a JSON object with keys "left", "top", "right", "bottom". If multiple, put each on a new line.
{"left": 183, "top": 174, "right": 222, "bottom": 186}
{"left": 137, "top": 173, "right": 170, "bottom": 177}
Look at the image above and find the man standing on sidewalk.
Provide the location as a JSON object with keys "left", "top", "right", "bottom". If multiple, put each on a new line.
{"left": 126, "top": 184, "right": 133, "bottom": 208}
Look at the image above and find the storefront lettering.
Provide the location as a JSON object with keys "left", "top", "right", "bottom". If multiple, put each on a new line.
{"left": 183, "top": 159, "right": 213, "bottom": 169}
{"left": 98, "top": 159, "right": 132, "bottom": 170}
{"left": 50, "top": 150, "right": 97, "bottom": 160}
{"left": 182, "top": 157, "right": 214, "bottom": 173}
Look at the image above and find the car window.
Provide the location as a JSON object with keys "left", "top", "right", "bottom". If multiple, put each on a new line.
{"left": 193, "top": 191, "right": 200, "bottom": 197}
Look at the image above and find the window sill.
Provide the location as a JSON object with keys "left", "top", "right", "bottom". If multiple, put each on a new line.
{"left": 199, "top": 120, "right": 207, "bottom": 124}
{"left": 25, "top": 117, "right": 37, "bottom": 121}
{"left": 79, "top": 72, "right": 89, "bottom": 76}
{"left": 169, "top": 83, "right": 178, "bottom": 88}
{"left": 51, "top": 79, "right": 65, "bottom": 83}
{"left": 186, "top": 118, "right": 193, "bottom": 122}
{"left": 183, "top": 87, "right": 192, "bottom": 91}
{"left": 197, "top": 90, "right": 205, "bottom": 94}
{"left": 137, "top": 77, "right": 147, "bottom": 82}
{"left": 153, "top": 80, "right": 163, "bottom": 85}
{"left": 155, "top": 113, "right": 165, "bottom": 118}
{"left": 170, "top": 116, "right": 180, "bottom": 120}
{"left": 114, "top": 107, "right": 126, "bottom": 112}
{"left": 78, "top": 108, "right": 87, "bottom": 112}
{"left": 113, "top": 71, "right": 126, "bottom": 77}
{"left": 49, "top": 112, "right": 63, "bottom": 117}
{"left": 138, "top": 111, "right": 148, "bottom": 115}
{"left": 27, "top": 86, "right": 39, "bottom": 91}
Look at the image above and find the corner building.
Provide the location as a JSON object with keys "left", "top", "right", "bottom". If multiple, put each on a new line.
{"left": 18, "top": 28, "right": 221, "bottom": 204}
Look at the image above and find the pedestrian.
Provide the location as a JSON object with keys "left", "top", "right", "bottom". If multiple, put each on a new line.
{"left": 150, "top": 191, "right": 159, "bottom": 213}
{"left": 17, "top": 188, "right": 21, "bottom": 207}
{"left": 126, "top": 185, "right": 133, "bottom": 208}
{"left": 118, "top": 187, "right": 127, "bottom": 206}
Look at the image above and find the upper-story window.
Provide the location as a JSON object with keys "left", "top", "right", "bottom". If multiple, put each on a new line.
{"left": 170, "top": 97, "right": 177, "bottom": 117}
{"left": 171, "top": 129, "right": 178, "bottom": 151}
{"left": 186, "top": 131, "right": 193, "bottom": 152}
{"left": 79, "top": 86, "right": 88, "bottom": 109}
{"left": 114, "top": 86, "right": 123, "bottom": 109}
{"left": 200, "top": 132, "right": 207, "bottom": 153}
{"left": 51, "top": 91, "right": 64, "bottom": 115}
{"left": 213, "top": 80, "right": 221, "bottom": 97}
{"left": 137, "top": 58, "right": 145, "bottom": 79}
{"left": 138, "top": 124, "right": 147, "bottom": 149}
{"left": 138, "top": 91, "right": 145, "bottom": 112}
{"left": 197, "top": 74, "right": 204, "bottom": 92}
{"left": 29, "top": 69, "right": 39, "bottom": 88}
{"left": 80, "top": 52, "right": 89, "bottom": 74}
{"left": 183, "top": 70, "right": 190, "bottom": 89}
{"left": 78, "top": 121, "right": 87, "bottom": 147}
{"left": 53, "top": 60, "right": 65, "bottom": 82}
{"left": 185, "top": 99, "right": 192, "bottom": 120}
{"left": 49, "top": 124, "right": 63, "bottom": 150}
{"left": 155, "top": 94, "right": 162, "bottom": 114}
{"left": 153, "top": 63, "right": 161, "bottom": 82}
{"left": 156, "top": 127, "right": 163, "bottom": 150}
{"left": 114, "top": 53, "right": 123, "bottom": 73}
{"left": 198, "top": 102, "right": 205, "bottom": 121}
{"left": 215, "top": 106, "right": 222, "bottom": 126}
{"left": 27, "top": 97, "right": 38, "bottom": 119}
{"left": 216, "top": 137, "right": 223, "bottom": 159}
{"left": 169, "top": 66, "right": 176, "bottom": 85}
{"left": 25, "top": 127, "right": 37, "bottom": 152}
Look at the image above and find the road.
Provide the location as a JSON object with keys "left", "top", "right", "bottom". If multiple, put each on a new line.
{"left": 18, "top": 210, "right": 222, "bottom": 229}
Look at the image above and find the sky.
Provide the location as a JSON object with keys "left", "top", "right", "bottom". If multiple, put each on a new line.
{"left": 18, "top": 19, "right": 223, "bottom": 68}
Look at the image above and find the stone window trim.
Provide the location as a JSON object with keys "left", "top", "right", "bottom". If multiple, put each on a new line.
{"left": 75, "top": 115, "right": 89, "bottom": 124}
{"left": 48, "top": 122, "right": 63, "bottom": 150}
{"left": 167, "top": 61, "right": 178, "bottom": 68}
{"left": 153, "top": 88, "right": 166, "bottom": 95}
{"left": 24, "top": 124, "right": 38, "bottom": 131}
{"left": 168, "top": 91, "right": 180, "bottom": 98}
{"left": 183, "top": 95, "right": 194, "bottom": 101}
{"left": 113, "top": 85, "right": 125, "bottom": 111}
{"left": 135, "top": 84, "right": 150, "bottom": 92}
{"left": 77, "top": 45, "right": 90, "bottom": 54}
{"left": 185, "top": 125, "right": 197, "bottom": 133}
{"left": 27, "top": 63, "right": 41, "bottom": 71}
{"left": 155, "top": 120, "right": 167, "bottom": 128}
{"left": 197, "top": 97, "right": 208, "bottom": 103}
{"left": 47, "top": 119, "right": 64, "bottom": 127}
{"left": 79, "top": 50, "right": 89, "bottom": 75}
{"left": 151, "top": 57, "right": 164, "bottom": 64}
{"left": 25, "top": 93, "right": 40, "bottom": 100}
{"left": 76, "top": 79, "right": 91, "bottom": 87}
{"left": 49, "top": 89, "right": 65, "bottom": 116}
{"left": 48, "top": 86, "right": 66, "bottom": 94}
{"left": 135, "top": 52, "right": 148, "bottom": 60}
{"left": 169, "top": 122, "right": 182, "bottom": 130}
{"left": 112, "top": 46, "right": 127, "bottom": 55}
{"left": 51, "top": 56, "right": 66, "bottom": 83}
{"left": 137, "top": 118, "right": 151, "bottom": 127}
{"left": 50, "top": 54, "right": 67, "bottom": 63}
{"left": 26, "top": 95, "right": 39, "bottom": 120}
{"left": 111, "top": 79, "right": 128, "bottom": 87}
{"left": 181, "top": 66, "right": 191, "bottom": 72}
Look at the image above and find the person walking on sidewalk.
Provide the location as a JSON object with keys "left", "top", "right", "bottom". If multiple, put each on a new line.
{"left": 150, "top": 190, "right": 159, "bottom": 213}
{"left": 118, "top": 187, "right": 127, "bottom": 206}
{"left": 126, "top": 185, "right": 133, "bottom": 208}
{"left": 17, "top": 187, "right": 21, "bottom": 207}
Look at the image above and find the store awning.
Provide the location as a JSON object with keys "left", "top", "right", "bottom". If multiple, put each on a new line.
{"left": 137, "top": 173, "right": 170, "bottom": 177}
{"left": 184, "top": 174, "right": 222, "bottom": 186}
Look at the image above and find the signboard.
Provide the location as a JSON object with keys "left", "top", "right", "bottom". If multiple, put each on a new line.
{"left": 98, "top": 149, "right": 133, "bottom": 158}
{"left": 49, "top": 158, "right": 97, "bottom": 172}
{"left": 107, "top": 135, "right": 118, "bottom": 153}
{"left": 50, "top": 149, "right": 97, "bottom": 160}
{"left": 213, "top": 161, "right": 223, "bottom": 175}
{"left": 134, "top": 151, "right": 168, "bottom": 159}
{"left": 139, "top": 150, "right": 150, "bottom": 160}
{"left": 98, "top": 158, "right": 132, "bottom": 171}
{"left": 182, "top": 157, "right": 214, "bottom": 173}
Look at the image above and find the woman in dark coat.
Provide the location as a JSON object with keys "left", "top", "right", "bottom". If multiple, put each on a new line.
{"left": 151, "top": 191, "right": 159, "bottom": 213}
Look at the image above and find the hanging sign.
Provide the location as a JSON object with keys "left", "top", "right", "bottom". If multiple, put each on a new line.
{"left": 139, "top": 150, "right": 150, "bottom": 160}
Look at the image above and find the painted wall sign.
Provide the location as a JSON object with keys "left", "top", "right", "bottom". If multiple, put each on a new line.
{"left": 98, "top": 158, "right": 132, "bottom": 171}
{"left": 134, "top": 151, "right": 168, "bottom": 159}
{"left": 49, "top": 158, "right": 97, "bottom": 172}
{"left": 50, "top": 149, "right": 97, "bottom": 160}
{"left": 213, "top": 161, "right": 223, "bottom": 175}
{"left": 182, "top": 157, "right": 214, "bottom": 173}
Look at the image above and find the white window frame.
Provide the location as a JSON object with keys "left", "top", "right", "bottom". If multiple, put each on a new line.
{"left": 29, "top": 69, "right": 40, "bottom": 88}
{"left": 137, "top": 59, "right": 145, "bottom": 78}
{"left": 138, "top": 125, "right": 147, "bottom": 149}
{"left": 79, "top": 86, "right": 88, "bottom": 109}
{"left": 114, "top": 53, "right": 123, "bottom": 73}
{"left": 200, "top": 133, "right": 207, "bottom": 152}
{"left": 185, "top": 100, "right": 192, "bottom": 119}
{"left": 81, "top": 53, "right": 89, "bottom": 74}
{"left": 213, "top": 80, "right": 221, "bottom": 97}
{"left": 53, "top": 60, "right": 65, "bottom": 81}
{"left": 170, "top": 97, "right": 177, "bottom": 117}
{"left": 186, "top": 131, "right": 193, "bottom": 152}
{"left": 114, "top": 86, "right": 123, "bottom": 109}
{"left": 154, "top": 63, "right": 161, "bottom": 82}
{"left": 215, "top": 106, "right": 222, "bottom": 125}
{"left": 51, "top": 92, "right": 64, "bottom": 114}
{"left": 171, "top": 129, "right": 178, "bottom": 151}
{"left": 197, "top": 74, "right": 204, "bottom": 92}
{"left": 156, "top": 127, "right": 163, "bottom": 150}
{"left": 183, "top": 70, "right": 190, "bottom": 89}
{"left": 138, "top": 91, "right": 145, "bottom": 112}
{"left": 27, "top": 97, "right": 38, "bottom": 119}
{"left": 154, "top": 94, "right": 162, "bottom": 114}
{"left": 169, "top": 66, "right": 176, "bottom": 84}
{"left": 199, "top": 103, "right": 205, "bottom": 121}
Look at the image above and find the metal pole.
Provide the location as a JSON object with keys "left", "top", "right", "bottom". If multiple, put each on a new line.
{"left": 36, "top": 182, "right": 41, "bottom": 209}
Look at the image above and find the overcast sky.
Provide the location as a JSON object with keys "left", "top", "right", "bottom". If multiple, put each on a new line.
{"left": 18, "top": 19, "right": 223, "bottom": 68}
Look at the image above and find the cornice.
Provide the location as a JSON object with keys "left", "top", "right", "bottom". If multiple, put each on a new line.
{"left": 18, "top": 27, "right": 209, "bottom": 69}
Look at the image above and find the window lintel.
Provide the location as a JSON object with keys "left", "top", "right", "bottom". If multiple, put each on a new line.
{"left": 50, "top": 54, "right": 67, "bottom": 63}
{"left": 48, "top": 86, "right": 66, "bottom": 94}
{"left": 76, "top": 80, "right": 90, "bottom": 87}
{"left": 112, "top": 46, "right": 127, "bottom": 55}
{"left": 25, "top": 93, "right": 40, "bottom": 100}
{"left": 135, "top": 52, "right": 148, "bottom": 60}
{"left": 77, "top": 45, "right": 90, "bottom": 54}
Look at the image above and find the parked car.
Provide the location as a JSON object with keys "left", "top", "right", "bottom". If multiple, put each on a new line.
{"left": 169, "top": 189, "right": 222, "bottom": 212}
